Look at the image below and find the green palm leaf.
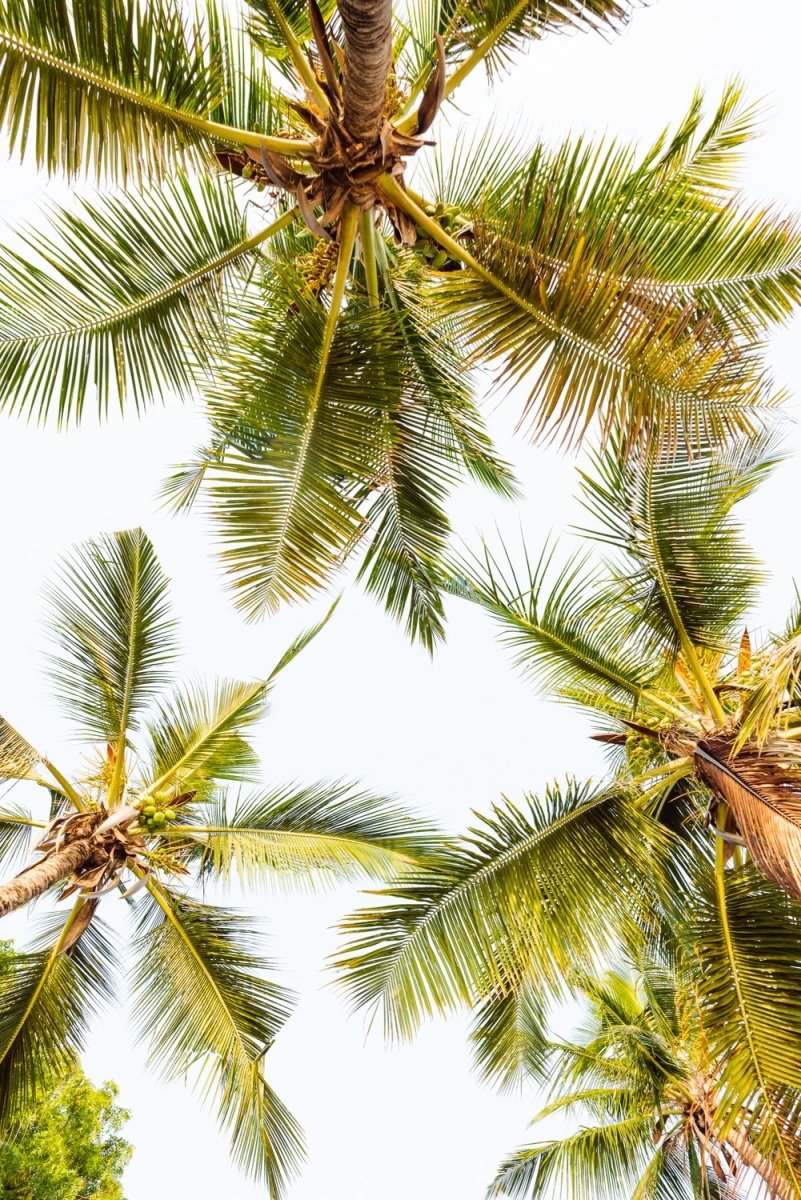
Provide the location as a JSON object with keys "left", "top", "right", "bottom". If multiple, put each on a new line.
{"left": 141, "top": 601, "right": 336, "bottom": 796}
{"left": 0, "top": 804, "right": 42, "bottom": 868}
{"left": 403, "top": 0, "right": 632, "bottom": 88}
{"left": 469, "top": 976, "right": 549, "bottom": 1091}
{"left": 0, "top": 176, "right": 284, "bottom": 423}
{"left": 131, "top": 886, "right": 302, "bottom": 1194}
{"left": 44, "top": 528, "right": 177, "bottom": 756}
{"left": 356, "top": 266, "right": 516, "bottom": 649}
{"left": 142, "top": 679, "right": 269, "bottom": 797}
{"left": 0, "top": 0, "right": 226, "bottom": 181}
{"left": 196, "top": 258, "right": 393, "bottom": 616}
{"left": 488, "top": 1116, "right": 657, "bottom": 1200}
{"left": 681, "top": 861, "right": 801, "bottom": 1190}
{"left": 449, "top": 540, "right": 666, "bottom": 716}
{"left": 577, "top": 434, "right": 775, "bottom": 655}
{"left": 0, "top": 716, "right": 40, "bottom": 781}
{"left": 178, "top": 782, "right": 436, "bottom": 886}
{"left": 335, "top": 780, "right": 668, "bottom": 1040}
{"left": 0, "top": 905, "right": 117, "bottom": 1126}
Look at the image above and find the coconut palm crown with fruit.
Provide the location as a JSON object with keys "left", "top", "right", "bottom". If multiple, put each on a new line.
{"left": 0, "top": 528, "right": 433, "bottom": 1195}
{"left": 2, "top": 0, "right": 801, "bottom": 649}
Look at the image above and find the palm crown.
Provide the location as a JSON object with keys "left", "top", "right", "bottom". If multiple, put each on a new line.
{"left": 334, "top": 439, "right": 801, "bottom": 1198}
{"left": 0, "top": 527, "right": 433, "bottom": 1195}
{"left": 2, "top": 0, "right": 801, "bottom": 647}
{"left": 490, "top": 954, "right": 800, "bottom": 1200}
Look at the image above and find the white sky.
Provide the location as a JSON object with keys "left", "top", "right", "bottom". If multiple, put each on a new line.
{"left": 1, "top": 1, "right": 801, "bottom": 1196}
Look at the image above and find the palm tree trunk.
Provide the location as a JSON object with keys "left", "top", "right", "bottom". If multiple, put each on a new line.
{"left": 726, "top": 1127, "right": 799, "bottom": 1200}
{"left": 337, "top": 0, "right": 393, "bottom": 145}
{"left": 0, "top": 840, "right": 94, "bottom": 917}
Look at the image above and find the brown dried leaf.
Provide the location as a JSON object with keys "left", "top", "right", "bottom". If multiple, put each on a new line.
{"left": 694, "top": 734, "right": 801, "bottom": 898}
{"left": 415, "top": 34, "right": 446, "bottom": 135}
{"left": 738, "top": 628, "right": 752, "bottom": 677}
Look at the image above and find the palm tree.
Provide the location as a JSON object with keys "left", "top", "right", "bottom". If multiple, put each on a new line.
{"left": 0, "top": 526, "right": 433, "bottom": 1196}
{"left": 489, "top": 954, "right": 801, "bottom": 1200}
{"left": 333, "top": 436, "right": 801, "bottom": 1196}
{"left": 1, "top": 2, "right": 801, "bottom": 647}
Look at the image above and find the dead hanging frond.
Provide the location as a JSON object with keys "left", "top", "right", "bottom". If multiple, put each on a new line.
{"left": 694, "top": 733, "right": 801, "bottom": 898}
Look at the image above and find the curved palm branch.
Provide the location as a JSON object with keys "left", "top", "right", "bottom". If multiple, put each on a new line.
{"left": 0, "top": 0, "right": 304, "bottom": 182}
{"left": 0, "top": 177, "right": 293, "bottom": 422}
{"left": 131, "top": 886, "right": 301, "bottom": 1192}
{"left": 334, "top": 779, "right": 669, "bottom": 1040}
{"left": 175, "top": 783, "right": 436, "bottom": 886}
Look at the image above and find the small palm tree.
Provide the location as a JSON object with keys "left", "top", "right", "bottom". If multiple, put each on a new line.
{"left": 334, "top": 437, "right": 801, "bottom": 1196}
{"left": 490, "top": 955, "right": 799, "bottom": 1200}
{"left": 0, "top": 526, "right": 432, "bottom": 1195}
{"left": 1, "top": 1, "right": 800, "bottom": 646}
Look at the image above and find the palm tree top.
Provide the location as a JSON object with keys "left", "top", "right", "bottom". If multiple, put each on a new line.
{"left": 0, "top": 525, "right": 435, "bottom": 1196}
{"left": 1, "top": 1, "right": 800, "bottom": 644}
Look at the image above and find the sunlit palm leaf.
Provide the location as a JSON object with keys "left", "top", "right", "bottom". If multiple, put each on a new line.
{"left": 0, "top": 175, "right": 269, "bottom": 423}
{"left": 0, "top": 0, "right": 227, "bottom": 181}
{"left": 0, "top": 804, "right": 40, "bottom": 868}
{"left": 469, "top": 975, "right": 549, "bottom": 1090}
{"left": 489, "top": 1116, "right": 657, "bottom": 1200}
{"left": 193, "top": 271, "right": 394, "bottom": 617}
{"left": 180, "top": 782, "right": 436, "bottom": 886}
{"left": 422, "top": 88, "right": 794, "bottom": 448}
{"left": 577, "top": 434, "right": 775, "bottom": 654}
{"left": 143, "top": 679, "right": 268, "bottom": 796}
{"left": 0, "top": 717, "right": 39, "bottom": 780}
{"left": 44, "top": 528, "right": 177, "bottom": 745}
{"left": 681, "top": 861, "right": 801, "bottom": 1192}
{"left": 131, "top": 886, "right": 302, "bottom": 1194}
{"left": 449, "top": 539, "right": 665, "bottom": 714}
{"left": 403, "top": 0, "right": 633, "bottom": 84}
{"left": 0, "top": 906, "right": 117, "bottom": 1125}
{"left": 335, "top": 780, "right": 668, "bottom": 1039}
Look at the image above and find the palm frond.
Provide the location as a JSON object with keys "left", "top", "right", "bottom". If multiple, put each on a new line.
{"left": 469, "top": 976, "right": 549, "bottom": 1090}
{"left": 0, "top": 176, "right": 276, "bottom": 424}
{"left": 403, "top": 0, "right": 633, "bottom": 85}
{"left": 488, "top": 1116, "right": 656, "bottom": 1200}
{"left": 334, "top": 780, "right": 669, "bottom": 1039}
{"left": 180, "top": 782, "right": 436, "bottom": 887}
{"left": 143, "top": 678, "right": 268, "bottom": 796}
{"left": 418, "top": 89, "right": 795, "bottom": 449}
{"left": 0, "top": 905, "right": 117, "bottom": 1126}
{"left": 577, "top": 434, "right": 776, "bottom": 655}
{"left": 131, "top": 886, "right": 302, "bottom": 1194}
{"left": 191, "top": 267, "right": 391, "bottom": 617}
{"left": 681, "top": 860, "right": 801, "bottom": 1192}
{"left": 355, "top": 263, "right": 515, "bottom": 649}
{"left": 44, "top": 528, "right": 177, "bottom": 747}
{"left": 0, "top": 0, "right": 229, "bottom": 181}
{"left": 0, "top": 804, "right": 41, "bottom": 869}
{"left": 246, "top": 0, "right": 336, "bottom": 68}
{"left": 449, "top": 538, "right": 666, "bottom": 716}
{"left": 0, "top": 716, "right": 40, "bottom": 781}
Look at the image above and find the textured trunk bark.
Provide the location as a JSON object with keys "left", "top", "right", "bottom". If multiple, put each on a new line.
{"left": 726, "top": 1127, "right": 799, "bottom": 1200}
{"left": 337, "top": 0, "right": 393, "bottom": 145}
{"left": 0, "top": 839, "right": 94, "bottom": 917}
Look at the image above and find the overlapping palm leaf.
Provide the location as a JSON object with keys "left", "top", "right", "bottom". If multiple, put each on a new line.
{"left": 486, "top": 947, "right": 798, "bottom": 1200}
{"left": 334, "top": 779, "right": 669, "bottom": 1040}
{"left": 0, "top": 176, "right": 270, "bottom": 422}
{"left": 0, "top": 1, "right": 799, "bottom": 634}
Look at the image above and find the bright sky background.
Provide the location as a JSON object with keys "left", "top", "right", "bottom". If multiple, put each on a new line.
{"left": 1, "top": 1, "right": 801, "bottom": 1196}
